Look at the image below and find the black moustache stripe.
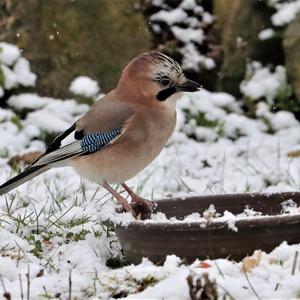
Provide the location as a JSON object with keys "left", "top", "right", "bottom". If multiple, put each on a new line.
{"left": 157, "top": 87, "right": 176, "bottom": 101}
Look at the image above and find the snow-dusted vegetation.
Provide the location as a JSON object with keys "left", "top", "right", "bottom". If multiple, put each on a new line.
{"left": 1, "top": 0, "right": 300, "bottom": 299}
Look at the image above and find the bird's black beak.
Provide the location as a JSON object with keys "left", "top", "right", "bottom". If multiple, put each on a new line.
{"left": 176, "top": 79, "right": 202, "bottom": 92}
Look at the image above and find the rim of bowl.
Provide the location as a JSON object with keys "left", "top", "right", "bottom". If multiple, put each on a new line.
{"left": 105, "top": 192, "right": 300, "bottom": 230}
{"left": 106, "top": 212, "right": 300, "bottom": 230}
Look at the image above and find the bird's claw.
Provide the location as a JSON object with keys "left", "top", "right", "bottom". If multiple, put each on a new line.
{"left": 129, "top": 195, "right": 154, "bottom": 220}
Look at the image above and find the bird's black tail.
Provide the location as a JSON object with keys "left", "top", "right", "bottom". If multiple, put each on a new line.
{"left": 0, "top": 165, "right": 50, "bottom": 195}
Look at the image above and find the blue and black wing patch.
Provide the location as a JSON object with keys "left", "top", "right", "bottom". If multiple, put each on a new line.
{"left": 80, "top": 128, "right": 122, "bottom": 153}
{"left": 0, "top": 128, "right": 123, "bottom": 195}
{"left": 33, "top": 128, "right": 122, "bottom": 166}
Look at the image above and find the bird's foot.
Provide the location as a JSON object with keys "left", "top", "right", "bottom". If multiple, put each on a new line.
{"left": 121, "top": 183, "right": 154, "bottom": 219}
{"left": 130, "top": 194, "right": 154, "bottom": 220}
{"left": 101, "top": 182, "right": 137, "bottom": 218}
{"left": 117, "top": 196, "right": 137, "bottom": 218}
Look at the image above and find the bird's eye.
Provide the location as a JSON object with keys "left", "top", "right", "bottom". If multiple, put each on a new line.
{"left": 160, "top": 78, "right": 170, "bottom": 87}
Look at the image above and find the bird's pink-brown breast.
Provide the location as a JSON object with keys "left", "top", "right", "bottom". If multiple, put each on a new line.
{"left": 71, "top": 104, "right": 176, "bottom": 184}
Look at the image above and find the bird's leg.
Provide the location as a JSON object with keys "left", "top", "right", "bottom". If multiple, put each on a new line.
{"left": 101, "top": 182, "right": 136, "bottom": 218}
{"left": 121, "top": 183, "right": 153, "bottom": 215}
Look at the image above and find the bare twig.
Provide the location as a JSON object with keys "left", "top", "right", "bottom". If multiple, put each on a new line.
{"left": 18, "top": 274, "right": 24, "bottom": 300}
{"left": 214, "top": 260, "right": 225, "bottom": 279}
{"left": 26, "top": 265, "right": 30, "bottom": 300}
{"left": 68, "top": 270, "right": 72, "bottom": 300}
{"left": 17, "top": 248, "right": 21, "bottom": 268}
{"left": 0, "top": 274, "right": 6, "bottom": 293}
{"left": 43, "top": 286, "right": 50, "bottom": 298}
{"left": 93, "top": 268, "right": 98, "bottom": 295}
{"left": 217, "top": 283, "right": 236, "bottom": 300}
{"left": 291, "top": 251, "right": 298, "bottom": 276}
{"left": 0, "top": 274, "right": 11, "bottom": 300}
{"left": 242, "top": 262, "right": 261, "bottom": 300}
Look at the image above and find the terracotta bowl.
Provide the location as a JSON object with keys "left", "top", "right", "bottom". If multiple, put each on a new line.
{"left": 109, "top": 192, "right": 300, "bottom": 264}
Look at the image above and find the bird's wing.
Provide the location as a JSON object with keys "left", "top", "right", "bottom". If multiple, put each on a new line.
{"left": 33, "top": 128, "right": 123, "bottom": 166}
{"left": 33, "top": 141, "right": 83, "bottom": 166}
{"left": 32, "top": 92, "right": 133, "bottom": 166}
{"left": 75, "top": 91, "right": 133, "bottom": 134}
{"left": 0, "top": 128, "right": 124, "bottom": 194}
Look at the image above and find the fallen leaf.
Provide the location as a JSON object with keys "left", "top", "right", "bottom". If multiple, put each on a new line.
{"left": 8, "top": 151, "right": 43, "bottom": 169}
{"left": 199, "top": 261, "right": 211, "bottom": 269}
{"left": 287, "top": 150, "right": 300, "bottom": 158}
{"left": 241, "top": 250, "right": 262, "bottom": 272}
{"left": 36, "top": 269, "right": 44, "bottom": 277}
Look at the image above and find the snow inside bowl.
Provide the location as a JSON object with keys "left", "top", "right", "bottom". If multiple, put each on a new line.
{"left": 108, "top": 192, "right": 300, "bottom": 264}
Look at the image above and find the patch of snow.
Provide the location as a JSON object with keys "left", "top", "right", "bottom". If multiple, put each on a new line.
{"left": 25, "top": 111, "right": 71, "bottom": 133}
{"left": 180, "top": 0, "right": 197, "bottom": 10}
{"left": 0, "top": 44, "right": 37, "bottom": 94}
{"left": 202, "top": 11, "right": 214, "bottom": 24}
{"left": 171, "top": 27, "right": 204, "bottom": 44}
{"left": 271, "top": 111, "right": 299, "bottom": 131}
{"left": 24, "top": 97, "right": 88, "bottom": 133}
{"left": 0, "top": 50, "right": 300, "bottom": 298}
{"left": 69, "top": 76, "right": 100, "bottom": 98}
{"left": 8, "top": 93, "right": 51, "bottom": 111}
{"left": 147, "top": 0, "right": 214, "bottom": 73}
{"left": 181, "top": 43, "right": 215, "bottom": 71}
{"left": 0, "top": 42, "right": 21, "bottom": 66}
{"left": 271, "top": 0, "right": 300, "bottom": 26}
{"left": 150, "top": 8, "right": 188, "bottom": 26}
{"left": 0, "top": 107, "right": 15, "bottom": 122}
{"left": 240, "top": 62, "right": 286, "bottom": 104}
{"left": 258, "top": 28, "right": 275, "bottom": 40}
{"left": 13, "top": 57, "right": 37, "bottom": 87}
{"left": 223, "top": 113, "right": 266, "bottom": 139}
{"left": 0, "top": 257, "right": 18, "bottom": 281}
{"left": 1, "top": 64, "right": 18, "bottom": 89}
{"left": 281, "top": 199, "right": 299, "bottom": 214}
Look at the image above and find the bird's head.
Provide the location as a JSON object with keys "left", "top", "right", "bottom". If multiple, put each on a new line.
{"left": 117, "top": 51, "right": 201, "bottom": 105}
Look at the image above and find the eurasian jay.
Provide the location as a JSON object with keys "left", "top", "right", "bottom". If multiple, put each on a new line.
{"left": 0, "top": 51, "right": 201, "bottom": 217}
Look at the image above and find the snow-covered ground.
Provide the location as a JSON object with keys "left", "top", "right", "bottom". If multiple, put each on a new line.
{"left": 1, "top": 42, "right": 300, "bottom": 299}
{"left": 1, "top": 92, "right": 300, "bottom": 299}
